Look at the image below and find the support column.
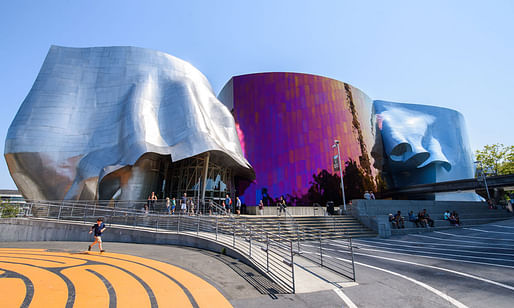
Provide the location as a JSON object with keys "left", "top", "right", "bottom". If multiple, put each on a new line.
{"left": 201, "top": 152, "right": 210, "bottom": 204}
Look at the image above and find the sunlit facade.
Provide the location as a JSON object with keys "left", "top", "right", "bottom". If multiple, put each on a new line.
{"left": 219, "top": 73, "right": 381, "bottom": 205}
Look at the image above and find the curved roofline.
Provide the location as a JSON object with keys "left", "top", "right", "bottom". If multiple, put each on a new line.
{"left": 223, "top": 71, "right": 370, "bottom": 97}
{"left": 373, "top": 99, "right": 464, "bottom": 116}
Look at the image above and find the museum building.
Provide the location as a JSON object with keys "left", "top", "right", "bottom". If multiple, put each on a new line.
{"left": 5, "top": 46, "right": 477, "bottom": 205}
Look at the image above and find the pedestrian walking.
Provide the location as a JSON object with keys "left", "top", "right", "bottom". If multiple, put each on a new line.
{"left": 171, "top": 197, "right": 176, "bottom": 215}
{"left": 225, "top": 194, "right": 232, "bottom": 214}
{"left": 148, "top": 192, "right": 157, "bottom": 212}
{"left": 235, "top": 196, "right": 241, "bottom": 215}
{"left": 166, "top": 197, "right": 171, "bottom": 215}
{"left": 258, "top": 200, "right": 264, "bottom": 215}
{"left": 277, "top": 196, "right": 286, "bottom": 216}
{"left": 189, "top": 198, "right": 195, "bottom": 215}
{"left": 181, "top": 193, "right": 187, "bottom": 214}
{"left": 88, "top": 218, "right": 106, "bottom": 252}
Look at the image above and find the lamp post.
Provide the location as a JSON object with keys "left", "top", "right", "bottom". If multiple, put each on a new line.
{"left": 332, "top": 140, "right": 346, "bottom": 213}
{"left": 474, "top": 160, "right": 492, "bottom": 202}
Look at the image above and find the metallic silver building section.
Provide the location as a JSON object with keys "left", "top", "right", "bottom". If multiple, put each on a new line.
{"left": 373, "top": 100, "right": 478, "bottom": 200}
{"left": 5, "top": 46, "right": 253, "bottom": 201}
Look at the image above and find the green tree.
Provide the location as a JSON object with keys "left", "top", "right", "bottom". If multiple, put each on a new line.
{"left": 475, "top": 143, "right": 514, "bottom": 176}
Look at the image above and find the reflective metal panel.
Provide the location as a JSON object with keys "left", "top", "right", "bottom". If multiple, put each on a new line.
{"left": 219, "top": 73, "right": 380, "bottom": 205}
{"left": 373, "top": 100, "right": 477, "bottom": 200}
{"left": 5, "top": 46, "right": 252, "bottom": 201}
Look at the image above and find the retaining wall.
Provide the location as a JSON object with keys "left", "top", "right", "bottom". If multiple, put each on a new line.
{"left": 349, "top": 199, "right": 513, "bottom": 238}
{"left": 0, "top": 218, "right": 252, "bottom": 268}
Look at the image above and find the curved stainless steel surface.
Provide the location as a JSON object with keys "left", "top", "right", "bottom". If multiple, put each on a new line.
{"left": 373, "top": 100, "right": 477, "bottom": 199}
{"left": 5, "top": 46, "right": 252, "bottom": 200}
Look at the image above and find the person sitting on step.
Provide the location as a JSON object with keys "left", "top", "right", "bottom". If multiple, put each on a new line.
{"left": 394, "top": 211, "right": 405, "bottom": 228}
{"left": 388, "top": 213, "right": 398, "bottom": 229}
{"left": 408, "top": 211, "right": 420, "bottom": 227}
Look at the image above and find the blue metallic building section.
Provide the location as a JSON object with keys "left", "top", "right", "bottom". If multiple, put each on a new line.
{"left": 5, "top": 46, "right": 252, "bottom": 201}
{"left": 373, "top": 100, "right": 477, "bottom": 199}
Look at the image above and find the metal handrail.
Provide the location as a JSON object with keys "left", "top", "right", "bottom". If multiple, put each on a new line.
{"left": 5, "top": 199, "right": 356, "bottom": 283}
{"left": 253, "top": 203, "right": 356, "bottom": 281}
{"left": 4, "top": 200, "right": 296, "bottom": 293}
{"left": 296, "top": 224, "right": 355, "bottom": 281}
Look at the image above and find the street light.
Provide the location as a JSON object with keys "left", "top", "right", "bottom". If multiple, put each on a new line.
{"left": 474, "top": 160, "right": 492, "bottom": 203}
{"left": 332, "top": 140, "right": 347, "bottom": 213}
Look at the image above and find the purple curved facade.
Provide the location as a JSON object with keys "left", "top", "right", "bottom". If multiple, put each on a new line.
{"left": 219, "top": 73, "right": 381, "bottom": 206}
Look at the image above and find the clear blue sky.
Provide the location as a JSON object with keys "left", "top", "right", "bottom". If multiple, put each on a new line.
{"left": 1, "top": 0, "right": 513, "bottom": 189}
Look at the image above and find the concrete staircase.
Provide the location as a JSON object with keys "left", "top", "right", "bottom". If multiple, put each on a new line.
{"left": 233, "top": 215, "right": 377, "bottom": 240}
{"left": 350, "top": 199, "right": 514, "bottom": 236}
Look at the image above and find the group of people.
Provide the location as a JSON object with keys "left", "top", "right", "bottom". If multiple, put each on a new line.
{"left": 254, "top": 196, "right": 287, "bottom": 216}
{"left": 363, "top": 191, "right": 376, "bottom": 200}
{"left": 220, "top": 194, "right": 242, "bottom": 215}
{"left": 390, "top": 208, "right": 464, "bottom": 229}
{"left": 443, "top": 210, "right": 461, "bottom": 226}
{"left": 410, "top": 209, "right": 435, "bottom": 228}
{"left": 389, "top": 209, "right": 435, "bottom": 229}
{"left": 145, "top": 192, "right": 244, "bottom": 216}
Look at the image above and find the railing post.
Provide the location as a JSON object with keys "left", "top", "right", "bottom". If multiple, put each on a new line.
{"left": 296, "top": 225, "right": 300, "bottom": 253}
{"left": 266, "top": 234, "right": 269, "bottom": 272}
{"left": 57, "top": 203, "right": 62, "bottom": 221}
{"left": 93, "top": 203, "right": 96, "bottom": 218}
{"left": 319, "top": 230, "right": 323, "bottom": 267}
{"left": 350, "top": 237, "right": 356, "bottom": 281}
{"left": 215, "top": 215, "right": 218, "bottom": 241}
{"left": 83, "top": 202, "right": 87, "bottom": 223}
{"left": 47, "top": 204, "right": 50, "bottom": 218}
{"left": 177, "top": 214, "right": 181, "bottom": 233}
{"left": 278, "top": 222, "right": 281, "bottom": 240}
{"left": 290, "top": 240, "right": 295, "bottom": 294}
{"left": 249, "top": 226, "right": 252, "bottom": 258}
{"left": 71, "top": 202, "right": 74, "bottom": 218}
{"left": 232, "top": 223, "right": 235, "bottom": 247}
{"left": 197, "top": 215, "right": 200, "bottom": 235}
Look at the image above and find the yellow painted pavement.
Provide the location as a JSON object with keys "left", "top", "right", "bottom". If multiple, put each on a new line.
{"left": 0, "top": 278, "right": 26, "bottom": 308}
{"left": 0, "top": 248, "right": 232, "bottom": 308}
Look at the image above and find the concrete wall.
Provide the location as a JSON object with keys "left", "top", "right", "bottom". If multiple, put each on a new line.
{"left": 0, "top": 218, "right": 254, "bottom": 269}
{"left": 348, "top": 199, "right": 512, "bottom": 238}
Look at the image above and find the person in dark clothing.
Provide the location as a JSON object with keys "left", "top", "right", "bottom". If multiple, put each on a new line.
{"left": 88, "top": 218, "right": 106, "bottom": 252}
{"left": 422, "top": 209, "right": 435, "bottom": 227}
{"left": 394, "top": 211, "right": 405, "bottom": 228}
{"left": 449, "top": 211, "right": 461, "bottom": 226}
{"left": 417, "top": 211, "right": 427, "bottom": 227}
{"left": 225, "top": 194, "right": 232, "bottom": 214}
{"left": 277, "top": 196, "right": 286, "bottom": 216}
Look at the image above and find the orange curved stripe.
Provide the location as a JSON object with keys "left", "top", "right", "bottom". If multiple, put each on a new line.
{"left": 0, "top": 253, "right": 87, "bottom": 267}
{"left": 0, "top": 262, "right": 68, "bottom": 308}
{"left": 78, "top": 264, "right": 151, "bottom": 308}
{"left": 61, "top": 266, "right": 110, "bottom": 308}
{"left": 104, "top": 252, "right": 233, "bottom": 308}
{"left": 0, "top": 278, "right": 26, "bottom": 308}
{"left": 64, "top": 252, "right": 193, "bottom": 308}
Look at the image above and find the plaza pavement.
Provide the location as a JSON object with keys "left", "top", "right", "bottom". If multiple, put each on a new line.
{"left": 1, "top": 217, "right": 513, "bottom": 307}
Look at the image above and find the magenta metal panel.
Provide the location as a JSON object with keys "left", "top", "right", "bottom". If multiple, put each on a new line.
{"left": 220, "top": 73, "right": 379, "bottom": 205}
